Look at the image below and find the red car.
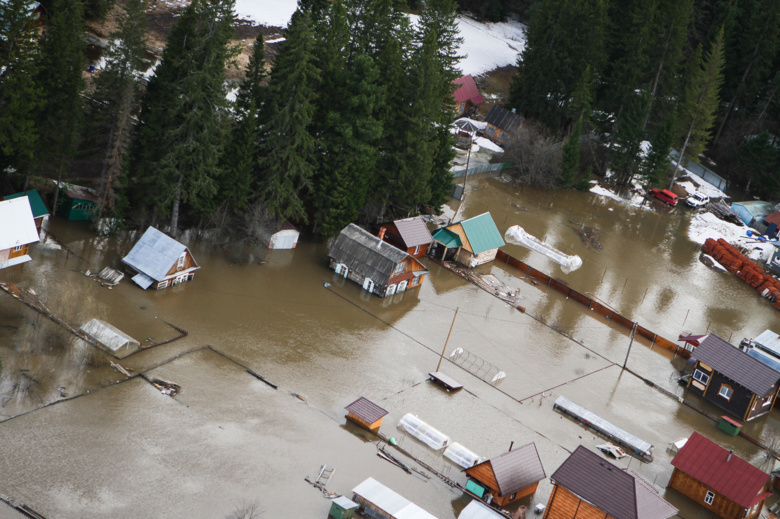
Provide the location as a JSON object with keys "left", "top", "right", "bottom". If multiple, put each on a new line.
{"left": 650, "top": 188, "right": 678, "bottom": 206}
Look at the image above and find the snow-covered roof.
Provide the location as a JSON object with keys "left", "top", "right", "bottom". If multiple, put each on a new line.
{"left": 0, "top": 196, "right": 40, "bottom": 251}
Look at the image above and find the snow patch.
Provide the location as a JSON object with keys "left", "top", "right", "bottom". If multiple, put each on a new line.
{"left": 688, "top": 212, "right": 777, "bottom": 262}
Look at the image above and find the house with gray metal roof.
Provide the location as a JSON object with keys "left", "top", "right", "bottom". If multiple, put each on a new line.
{"left": 122, "top": 226, "right": 200, "bottom": 290}
{"left": 544, "top": 446, "right": 677, "bottom": 519}
{"left": 328, "top": 224, "right": 428, "bottom": 298}
{"left": 352, "top": 477, "right": 438, "bottom": 519}
{"left": 431, "top": 212, "right": 505, "bottom": 267}
{"left": 464, "top": 442, "right": 545, "bottom": 507}
{"left": 380, "top": 217, "right": 434, "bottom": 258}
{"left": 0, "top": 196, "right": 40, "bottom": 270}
{"left": 687, "top": 334, "right": 780, "bottom": 421}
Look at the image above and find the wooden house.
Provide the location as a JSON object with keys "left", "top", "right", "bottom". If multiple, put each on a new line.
{"left": 452, "top": 74, "right": 486, "bottom": 116}
{"left": 122, "top": 226, "right": 200, "bottom": 290}
{"left": 669, "top": 432, "right": 771, "bottom": 519}
{"left": 464, "top": 442, "right": 545, "bottom": 507}
{"left": 484, "top": 105, "right": 523, "bottom": 146}
{"left": 379, "top": 217, "right": 434, "bottom": 258}
{"left": 328, "top": 223, "right": 428, "bottom": 297}
{"left": 686, "top": 334, "right": 780, "bottom": 421}
{"left": 344, "top": 397, "right": 388, "bottom": 432}
{"left": 257, "top": 220, "right": 300, "bottom": 250}
{"left": 431, "top": 212, "right": 505, "bottom": 268}
{"left": 543, "top": 446, "right": 677, "bottom": 519}
{"left": 0, "top": 196, "right": 40, "bottom": 270}
{"left": 3, "top": 190, "right": 49, "bottom": 234}
{"left": 56, "top": 182, "right": 98, "bottom": 221}
{"left": 352, "top": 477, "right": 438, "bottom": 519}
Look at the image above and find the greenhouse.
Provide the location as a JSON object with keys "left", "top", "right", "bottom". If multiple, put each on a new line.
{"left": 398, "top": 413, "right": 450, "bottom": 450}
{"left": 443, "top": 442, "right": 482, "bottom": 469}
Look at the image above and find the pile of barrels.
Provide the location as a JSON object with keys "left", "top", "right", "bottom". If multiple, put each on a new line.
{"left": 702, "top": 237, "right": 780, "bottom": 309}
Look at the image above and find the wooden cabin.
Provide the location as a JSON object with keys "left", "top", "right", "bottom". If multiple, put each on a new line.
{"left": 352, "top": 478, "right": 438, "bottom": 519}
{"left": 3, "top": 190, "right": 49, "bottom": 234}
{"left": 257, "top": 219, "right": 299, "bottom": 250}
{"left": 328, "top": 223, "right": 428, "bottom": 298}
{"left": 0, "top": 196, "right": 40, "bottom": 270}
{"left": 484, "top": 105, "right": 523, "bottom": 146}
{"left": 56, "top": 182, "right": 99, "bottom": 221}
{"left": 122, "top": 226, "right": 200, "bottom": 290}
{"left": 379, "top": 217, "right": 434, "bottom": 258}
{"left": 686, "top": 334, "right": 780, "bottom": 421}
{"left": 344, "top": 397, "right": 388, "bottom": 432}
{"left": 452, "top": 74, "right": 486, "bottom": 116}
{"left": 669, "top": 432, "right": 771, "bottom": 519}
{"left": 431, "top": 212, "right": 505, "bottom": 268}
{"left": 543, "top": 446, "right": 677, "bottom": 519}
{"left": 464, "top": 442, "right": 545, "bottom": 507}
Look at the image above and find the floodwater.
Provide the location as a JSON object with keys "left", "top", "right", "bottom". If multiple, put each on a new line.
{"left": 0, "top": 176, "right": 778, "bottom": 518}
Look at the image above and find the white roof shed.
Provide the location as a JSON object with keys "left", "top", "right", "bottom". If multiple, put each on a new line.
{"left": 79, "top": 318, "right": 140, "bottom": 358}
{"left": 0, "top": 196, "right": 40, "bottom": 269}
{"left": 352, "top": 477, "right": 438, "bottom": 519}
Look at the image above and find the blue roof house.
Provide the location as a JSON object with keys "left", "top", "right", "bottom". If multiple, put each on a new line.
{"left": 122, "top": 227, "right": 200, "bottom": 290}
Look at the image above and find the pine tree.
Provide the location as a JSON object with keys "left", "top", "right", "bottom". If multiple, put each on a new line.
{"left": 0, "top": 0, "right": 42, "bottom": 180}
{"left": 256, "top": 8, "right": 320, "bottom": 225}
{"left": 670, "top": 27, "right": 725, "bottom": 187}
{"left": 88, "top": 0, "right": 147, "bottom": 220}
{"left": 641, "top": 109, "right": 676, "bottom": 186}
{"left": 560, "top": 115, "right": 582, "bottom": 187}
{"left": 35, "top": 0, "right": 86, "bottom": 213}
{"left": 609, "top": 91, "right": 649, "bottom": 186}
{"left": 129, "top": 0, "right": 238, "bottom": 231}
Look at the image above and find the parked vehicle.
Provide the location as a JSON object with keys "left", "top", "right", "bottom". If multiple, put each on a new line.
{"left": 685, "top": 192, "right": 710, "bottom": 208}
{"left": 650, "top": 188, "right": 678, "bottom": 206}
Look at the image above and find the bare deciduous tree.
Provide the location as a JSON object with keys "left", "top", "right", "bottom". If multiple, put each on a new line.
{"left": 503, "top": 125, "right": 563, "bottom": 188}
{"left": 225, "top": 501, "right": 262, "bottom": 519}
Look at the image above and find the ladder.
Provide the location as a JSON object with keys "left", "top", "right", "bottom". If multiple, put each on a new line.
{"left": 315, "top": 464, "right": 335, "bottom": 487}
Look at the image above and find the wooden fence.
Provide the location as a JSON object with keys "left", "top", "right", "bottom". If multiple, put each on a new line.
{"left": 495, "top": 250, "right": 690, "bottom": 359}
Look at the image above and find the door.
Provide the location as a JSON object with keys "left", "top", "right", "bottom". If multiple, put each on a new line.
{"left": 398, "top": 280, "right": 408, "bottom": 292}
{"left": 362, "top": 278, "right": 375, "bottom": 293}
{"left": 274, "top": 233, "right": 296, "bottom": 249}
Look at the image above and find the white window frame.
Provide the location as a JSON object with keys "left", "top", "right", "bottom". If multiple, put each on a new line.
{"left": 762, "top": 395, "right": 773, "bottom": 407}
{"left": 335, "top": 263, "right": 348, "bottom": 278}
{"left": 692, "top": 369, "right": 709, "bottom": 385}
{"left": 13, "top": 245, "right": 24, "bottom": 252}
{"left": 157, "top": 280, "right": 168, "bottom": 289}
{"left": 177, "top": 252, "right": 186, "bottom": 270}
{"left": 704, "top": 491, "right": 715, "bottom": 505}
{"left": 413, "top": 245, "right": 421, "bottom": 255}
{"left": 718, "top": 384, "right": 733, "bottom": 400}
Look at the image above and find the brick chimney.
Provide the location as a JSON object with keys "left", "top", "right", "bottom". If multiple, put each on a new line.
{"left": 378, "top": 227, "right": 386, "bottom": 245}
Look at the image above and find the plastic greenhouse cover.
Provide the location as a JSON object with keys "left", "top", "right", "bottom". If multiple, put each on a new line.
{"left": 398, "top": 413, "right": 450, "bottom": 450}
{"left": 504, "top": 225, "right": 582, "bottom": 273}
{"left": 444, "top": 442, "right": 482, "bottom": 468}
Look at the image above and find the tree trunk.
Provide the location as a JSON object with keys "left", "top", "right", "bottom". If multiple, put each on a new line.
{"left": 170, "top": 174, "right": 184, "bottom": 233}
{"left": 643, "top": 20, "right": 674, "bottom": 130}
{"left": 669, "top": 122, "right": 695, "bottom": 189}
{"left": 52, "top": 168, "right": 63, "bottom": 217}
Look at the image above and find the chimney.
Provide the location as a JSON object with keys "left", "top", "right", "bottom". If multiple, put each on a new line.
{"left": 509, "top": 441, "right": 514, "bottom": 452}
{"left": 377, "top": 227, "right": 386, "bottom": 247}
{"left": 727, "top": 450, "right": 733, "bottom": 462}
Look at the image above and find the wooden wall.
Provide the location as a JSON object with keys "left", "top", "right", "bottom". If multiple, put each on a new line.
{"left": 543, "top": 485, "right": 611, "bottom": 519}
{"left": 669, "top": 468, "right": 762, "bottom": 519}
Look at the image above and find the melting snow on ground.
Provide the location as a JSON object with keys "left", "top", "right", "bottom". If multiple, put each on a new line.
{"left": 688, "top": 212, "right": 777, "bottom": 262}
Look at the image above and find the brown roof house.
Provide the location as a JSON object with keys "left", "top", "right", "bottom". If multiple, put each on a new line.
{"left": 328, "top": 224, "right": 428, "bottom": 297}
{"left": 484, "top": 105, "right": 523, "bottom": 146}
{"left": 345, "top": 397, "right": 388, "bottom": 432}
{"left": 464, "top": 442, "right": 546, "bottom": 508}
{"left": 669, "top": 432, "right": 771, "bottom": 519}
{"left": 686, "top": 334, "right": 780, "bottom": 421}
{"left": 379, "top": 217, "right": 434, "bottom": 258}
{"left": 122, "top": 227, "right": 200, "bottom": 290}
{"left": 543, "top": 446, "right": 677, "bottom": 519}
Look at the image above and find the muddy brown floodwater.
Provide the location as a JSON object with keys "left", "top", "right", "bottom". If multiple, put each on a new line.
{"left": 0, "top": 175, "right": 777, "bottom": 518}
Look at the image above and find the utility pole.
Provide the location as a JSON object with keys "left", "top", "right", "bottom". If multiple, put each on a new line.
{"left": 623, "top": 322, "right": 638, "bottom": 370}
{"left": 436, "top": 307, "right": 459, "bottom": 372}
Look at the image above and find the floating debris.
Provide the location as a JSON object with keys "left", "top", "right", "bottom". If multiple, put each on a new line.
{"left": 568, "top": 220, "right": 603, "bottom": 251}
{"left": 150, "top": 378, "right": 180, "bottom": 397}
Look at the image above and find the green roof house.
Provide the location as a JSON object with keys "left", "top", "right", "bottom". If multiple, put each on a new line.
{"left": 432, "top": 212, "right": 504, "bottom": 267}
{"left": 55, "top": 182, "right": 98, "bottom": 221}
{"left": 3, "top": 189, "right": 49, "bottom": 234}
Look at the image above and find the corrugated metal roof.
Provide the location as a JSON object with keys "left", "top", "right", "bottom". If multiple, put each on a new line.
{"left": 754, "top": 329, "right": 780, "bottom": 358}
{"left": 453, "top": 75, "right": 486, "bottom": 105}
{"left": 458, "top": 500, "right": 505, "bottom": 519}
{"left": 345, "top": 397, "right": 388, "bottom": 423}
{"left": 484, "top": 105, "right": 523, "bottom": 133}
{"left": 487, "top": 442, "right": 545, "bottom": 496}
{"left": 460, "top": 213, "right": 504, "bottom": 255}
{"left": 432, "top": 228, "right": 462, "bottom": 248}
{"left": 352, "top": 477, "right": 439, "bottom": 519}
{"left": 393, "top": 217, "right": 434, "bottom": 248}
{"left": 122, "top": 227, "right": 198, "bottom": 282}
{"left": 0, "top": 197, "right": 40, "bottom": 251}
{"left": 671, "top": 432, "right": 770, "bottom": 508}
{"left": 131, "top": 272, "right": 154, "bottom": 289}
{"left": 552, "top": 446, "right": 677, "bottom": 519}
{"left": 329, "top": 224, "right": 425, "bottom": 285}
{"left": 79, "top": 319, "right": 139, "bottom": 353}
{"left": 694, "top": 334, "right": 780, "bottom": 395}
{"left": 3, "top": 190, "right": 49, "bottom": 218}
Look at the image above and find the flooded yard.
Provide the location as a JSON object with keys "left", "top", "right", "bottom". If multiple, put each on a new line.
{"left": 0, "top": 175, "right": 777, "bottom": 518}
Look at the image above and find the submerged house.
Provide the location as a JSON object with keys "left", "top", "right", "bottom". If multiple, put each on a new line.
{"left": 56, "top": 182, "right": 99, "bottom": 221}
{"left": 669, "top": 432, "right": 771, "bottom": 519}
{"left": 379, "top": 217, "right": 434, "bottom": 258}
{"left": 257, "top": 220, "right": 300, "bottom": 250}
{"left": 730, "top": 201, "right": 774, "bottom": 231}
{"left": 328, "top": 223, "right": 428, "bottom": 297}
{"left": 0, "top": 196, "right": 40, "bottom": 270}
{"left": 543, "top": 446, "right": 677, "bottom": 519}
{"left": 686, "top": 334, "right": 780, "bottom": 421}
{"left": 431, "top": 212, "right": 504, "bottom": 268}
{"left": 452, "top": 74, "right": 486, "bottom": 116}
{"left": 352, "top": 477, "right": 438, "bottom": 519}
{"left": 3, "top": 190, "right": 49, "bottom": 234}
{"left": 484, "top": 105, "right": 523, "bottom": 146}
{"left": 464, "top": 442, "right": 545, "bottom": 507}
{"left": 122, "top": 227, "right": 200, "bottom": 290}
{"left": 344, "top": 397, "right": 388, "bottom": 432}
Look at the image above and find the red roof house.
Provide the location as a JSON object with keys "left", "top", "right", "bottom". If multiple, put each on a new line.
{"left": 453, "top": 74, "right": 486, "bottom": 116}
{"left": 669, "top": 432, "right": 771, "bottom": 519}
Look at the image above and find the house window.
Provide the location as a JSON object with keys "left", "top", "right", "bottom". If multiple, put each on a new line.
{"left": 177, "top": 252, "right": 186, "bottom": 270}
{"left": 394, "top": 263, "right": 405, "bottom": 275}
{"left": 762, "top": 395, "right": 773, "bottom": 407}
{"left": 413, "top": 245, "right": 421, "bottom": 255}
{"left": 692, "top": 369, "right": 709, "bottom": 385}
{"left": 509, "top": 493, "right": 517, "bottom": 501}
{"left": 157, "top": 280, "right": 168, "bottom": 289}
{"left": 13, "top": 245, "right": 24, "bottom": 251}
{"left": 718, "top": 384, "right": 733, "bottom": 400}
{"left": 487, "top": 126, "right": 495, "bottom": 135}
{"left": 410, "top": 276, "right": 420, "bottom": 287}
{"left": 704, "top": 491, "right": 715, "bottom": 505}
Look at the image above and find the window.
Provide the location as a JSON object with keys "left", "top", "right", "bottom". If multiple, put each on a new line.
{"left": 157, "top": 280, "right": 168, "bottom": 289}
{"left": 509, "top": 493, "right": 517, "bottom": 501}
{"left": 176, "top": 252, "right": 186, "bottom": 270}
{"left": 692, "top": 369, "right": 709, "bottom": 385}
{"left": 718, "top": 384, "right": 733, "bottom": 400}
{"left": 394, "top": 263, "right": 405, "bottom": 275}
{"left": 13, "top": 245, "right": 24, "bottom": 251}
{"left": 410, "top": 276, "right": 420, "bottom": 287}
{"left": 413, "top": 245, "right": 421, "bottom": 255}
{"left": 487, "top": 126, "right": 495, "bottom": 135}
{"left": 704, "top": 491, "right": 715, "bottom": 505}
{"left": 762, "top": 395, "right": 773, "bottom": 407}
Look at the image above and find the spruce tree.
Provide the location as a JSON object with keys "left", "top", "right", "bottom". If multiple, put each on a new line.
{"left": 129, "top": 0, "right": 238, "bottom": 231}
{"left": 641, "top": 109, "right": 676, "bottom": 186}
{"left": 560, "top": 116, "right": 582, "bottom": 187}
{"left": 0, "top": 0, "right": 42, "bottom": 180}
{"left": 609, "top": 92, "right": 649, "bottom": 186}
{"left": 735, "top": 132, "right": 780, "bottom": 195}
{"left": 256, "top": 8, "right": 320, "bottom": 225}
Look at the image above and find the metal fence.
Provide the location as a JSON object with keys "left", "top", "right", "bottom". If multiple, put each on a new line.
{"left": 450, "top": 162, "right": 511, "bottom": 179}
{"left": 669, "top": 150, "right": 727, "bottom": 191}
